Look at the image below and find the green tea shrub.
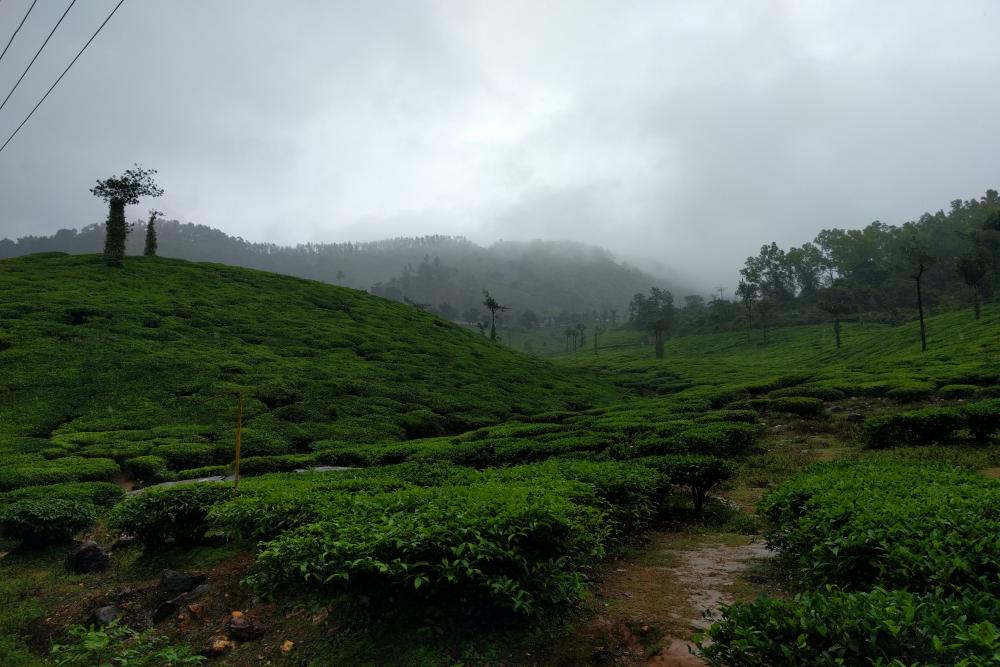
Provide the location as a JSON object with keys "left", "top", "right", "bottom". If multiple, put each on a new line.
{"left": 637, "top": 455, "right": 737, "bottom": 515}
{"left": 885, "top": 381, "right": 935, "bottom": 403}
{"left": 0, "top": 499, "right": 98, "bottom": 545}
{"left": 703, "top": 409, "right": 759, "bottom": 424}
{"left": 152, "top": 443, "right": 225, "bottom": 470}
{"left": 107, "top": 483, "right": 232, "bottom": 547}
{"left": 124, "top": 456, "right": 172, "bottom": 484}
{"left": 2, "top": 481, "right": 124, "bottom": 508}
{"left": 759, "top": 460, "right": 1000, "bottom": 594}
{"left": 210, "top": 476, "right": 410, "bottom": 540}
{"left": 860, "top": 406, "right": 964, "bottom": 448}
{"left": 487, "top": 460, "right": 665, "bottom": 534}
{"left": 173, "top": 465, "right": 228, "bottom": 479}
{"left": 768, "top": 386, "right": 846, "bottom": 401}
{"left": 0, "top": 457, "right": 119, "bottom": 491}
{"left": 667, "top": 423, "right": 763, "bottom": 457}
{"left": 236, "top": 454, "right": 316, "bottom": 475}
{"left": 700, "top": 588, "right": 1000, "bottom": 667}
{"left": 939, "top": 384, "right": 982, "bottom": 399}
{"left": 247, "top": 483, "right": 607, "bottom": 617}
{"left": 768, "top": 396, "right": 825, "bottom": 417}
{"left": 962, "top": 400, "right": 1000, "bottom": 442}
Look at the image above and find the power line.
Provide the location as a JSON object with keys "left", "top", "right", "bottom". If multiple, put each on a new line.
{"left": 0, "top": 0, "right": 39, "bottom": 67}
{"left": 0, "top": 0, "right": 126, "bottom": 156}
{"left": 0, "top": 0, "right": 77, "bottom": 114}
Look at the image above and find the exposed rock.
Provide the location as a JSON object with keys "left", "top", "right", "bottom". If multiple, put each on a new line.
{"left": 160, "top": 569, "right": 206, "bottom": 593}
{"left": 203, "top": 634, "right": 236, "bottom": 657}
{"left": 846, "top": 412, "right": 865, "bottom": 422}
{"left": 225, "top": 613, "right": 265, "bottom": 641}
{"left": 65, "top": 541, "right": 109, "bottom": 574}
{"left": 828, "top": 405, "right": 845, "bottom": 413}
{"left": 88, "top": 605, "right": 121, "bottom": 626}
{"left": 152, "top": 599, "right": 181, "bottom": 624}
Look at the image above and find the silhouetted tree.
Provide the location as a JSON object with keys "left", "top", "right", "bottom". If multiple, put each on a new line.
{"left": 576, "top": 322, "right": 586, "bottom": 348}
{"left": 756, "top": 298, "right": 773, "bottom": 344}
{"left": 904, "top": 242, "right": 934, "bottom": 352}
{"left": 956, "top": 250, "right": 989, "bottom": 319}
{"left": 482, "top": 290, "right": 509, "bottom": 342}
{"left": 90, "top": 165, "right": 163, "bottom": 267}
{"left": 735, "top": 280, "right": 758, "bottom": 343}
{"left": 817, "top": 284, "right": 853, "bottom": 348}
{"left": 143, "top": 209, "right": 161, "bottom": 256}
{"left": 518, "top": 310, "right": 540, "bottom": 330}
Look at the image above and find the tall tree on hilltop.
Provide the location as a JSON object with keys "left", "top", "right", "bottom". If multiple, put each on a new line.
{"left": 955, "top": 250, "right": 989, "bottom": 320}
{"left": 628, "top": 287, "right": 675, "bottom": 358}
{"left": 481, "top": 290, "right": 509, "bottom": 343}
{"left": 903, "top": 239, "right": 934, "bottom": 352}
{"left": 817, "top": 283, "right": 854, "bottom": 348}
{"left": 144, "top": 209, "right": 162, "bottom": 256}
{"left": 90, "top": 165, "right": 163, "bottom": 267}
{"left": 735, "top": 280, "right": 758, "bottom": 343}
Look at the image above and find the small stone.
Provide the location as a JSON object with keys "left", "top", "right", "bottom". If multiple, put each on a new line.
{"left": 847, "top": 412, "right": 865, "bottom": 422}
{"left": 88, "top": 605, "right": 120, "bottom": 626}
{"left": 65, "top": 541, "right": 109, "bottom": 574}
{"left": 160, "top": 570, "right": 206, "bottom": 593}
{"left": 281, "top": 640, "right": 294, "bottom": 653}
{"left": 203, "top": 634, "right": 236, "bottom": 657}
{"left": 225, "top": 614, "right": 265, "bottom": 642}
{"left": 828, "top": 405, "right": 845, "bottom": 413}
{"left": 152, "top": 599, "right": 180, "bottom": 623}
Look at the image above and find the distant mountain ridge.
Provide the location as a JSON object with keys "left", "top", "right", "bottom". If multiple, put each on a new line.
{"left": 0, "top": 221, "right": 689, "bottom": 320}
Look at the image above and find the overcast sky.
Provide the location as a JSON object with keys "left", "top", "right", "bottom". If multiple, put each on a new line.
{"left": 1, "top": 0, "right": 998, "bottom": 287}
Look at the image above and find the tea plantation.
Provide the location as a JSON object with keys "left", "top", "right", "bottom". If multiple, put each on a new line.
{"left": 0, "top": 253, "right": 998, "bottom": 665}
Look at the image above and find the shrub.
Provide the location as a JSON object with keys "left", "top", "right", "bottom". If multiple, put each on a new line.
{"left": 667, "top": 423, "right": 763, "bottom": 457}
{"left": 759, "top": 459, "right": 1000, "bottom": 594}
{"left": 107, "top": 484, "right": 232, "bottom": 547}
{"left": 637, "top": 455, "right": 737, "bottom": 516}
{"left": 962, "top": 399, "right": 1000, "bottom": 442}
{"left": 700, "top": 588, "right": 1000, "bottom": 667}
{"left": 0, "top": 457, "right": 119, "bottom": 491}
{"left": 939, "top": 384, "right": 982, "bottom": 399}
{"left": 0, "top": 499, "right": 98, "bottom": 545}
{"left": 247, "top": 483, "right": 607, "bottom": 617}
{"left": 152, "top": 443, "right": 225, "bottom": 470}
{"left": 2, "top": 481, "right": 124, "bottom": 508}
{"left": 768, "top": 396, "right": 825, "bottom": 417}
{"left": 885, "top": 381, "right": 935, "bottom": 403}
{"left": 768, "top": 386, "right": 846, "bottom": 401}
{"left": 860, "top": 406, "right": 964, "bottom": 448}
{"left": 124, "top": 456, "right": 172, "bottom": 485}
{"left": 487, "top": 460, "right": 666, "bottom": 534}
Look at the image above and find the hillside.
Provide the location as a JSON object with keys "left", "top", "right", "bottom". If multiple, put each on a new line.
{"left": 0, "top": 222, "right": 687, "bottom": 320}
{"left": 0, "top": 253, "right": 619, "bottom": 484}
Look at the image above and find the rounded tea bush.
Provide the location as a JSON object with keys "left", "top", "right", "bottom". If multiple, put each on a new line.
{"left": 0, "top": 499, "right": 98, "bottom": 545}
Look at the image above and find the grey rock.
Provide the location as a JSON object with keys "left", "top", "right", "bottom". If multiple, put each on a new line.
{"left": 225, "top": 615, "right": 265, "bottom": 641}
{"left": 65, "top": 541, "right": 109, "bottom": 574}
{"left": 846, "top": 412, "right": 865, "bottom": 422}
{"left": 160, "top": 569, "right": 206, "bottom": 593}
{"left": 88, "top": 605, "right": 121, "bottom": 626}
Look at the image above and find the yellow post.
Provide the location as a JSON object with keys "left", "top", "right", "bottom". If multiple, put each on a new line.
{"left": 233, "top": 392, "right": 243, "bottom": 493}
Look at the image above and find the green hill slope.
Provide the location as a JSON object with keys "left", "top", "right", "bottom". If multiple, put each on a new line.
{"left": 560, "top": 306, "right": 1000, "bottom": 402}
{"left": 0, "top": 253, "right": 618, "bottom": 485}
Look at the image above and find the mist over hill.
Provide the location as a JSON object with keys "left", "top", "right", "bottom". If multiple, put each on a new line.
{"left": 0, "top": 221, "right": 689, "bottom": 321}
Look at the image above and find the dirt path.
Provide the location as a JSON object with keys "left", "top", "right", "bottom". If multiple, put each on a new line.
{"left": 553, "top": 532, "right": 773, "bottom": 666}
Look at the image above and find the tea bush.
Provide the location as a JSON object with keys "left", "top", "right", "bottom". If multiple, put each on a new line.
{"left": 768, "top": 386, "right": 846, "bottom": 401}
{"left": 0, "top": 457, "right": 119, "bottom": 491}
{"left": 1, "top": 481, "right": 124, "bottom": 508}
{"left": 486, "top": 459, "right": 666, "bottom": 534}
{"left": 759, "top": 460, "right": 1000, "bottom": 594}
{"left": 124, "top": 456, "right": 173, "bottom": 485}
{"left": 885, "top": 381, "right": 935, "bottom": 403}
{"left": 637, "top": 455, "right": 737, "bottom": 516}
{"left": 767, "top": 396, "right": 825, "bottom": 417}
{"left": 247, "top": 483, "right": 607, "bottom": 617}
{"left": 700, "top": 588, "right": 1000, "bottom": 667}
{"left": 963, "top": 399, "right": 1000, "bottom": 442}
{"left": 861, "top": 406, "right": 964, "bottom": 448}
{"left": 666, "top": 422, "right": 763, "bottom": 457}
{"left": 107, "top": 483, "right": 232, "bottom": 547}
{"left": 0, "top": 499, "right": 98, "bottom": 545}
{"left": 938, "top": 383, "right": 982, "bottom": 399}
